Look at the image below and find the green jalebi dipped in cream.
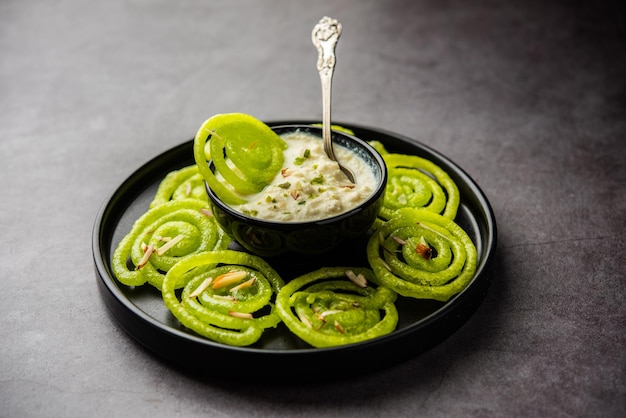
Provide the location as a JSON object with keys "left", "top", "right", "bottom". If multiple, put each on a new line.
{"left": 112, "top": 199, "right": 230, "bottom": 290}
{"left": 193, "top": 113, "right": 287, "bottom": 205}
{"left": 276, "top": 267, "right": 398, "bottom": 348}
{"left": 367, "top": 207, "right": 477, "bottom": 302}
{"left": 162, "top": 250, "right": 284, "bottom": 346}
{"left": 369, "top": 141, "right": 460, "bottom": 220}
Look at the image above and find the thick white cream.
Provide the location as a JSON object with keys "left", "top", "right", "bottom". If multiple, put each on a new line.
{"left": 230, "top": 130, "right": 376, "bottom": 222}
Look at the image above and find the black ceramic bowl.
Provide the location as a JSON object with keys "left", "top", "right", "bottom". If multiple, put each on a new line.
{"left": 205, "top": 125, "right": 387, "bottom": 257}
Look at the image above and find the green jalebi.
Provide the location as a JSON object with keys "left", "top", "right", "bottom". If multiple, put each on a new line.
{"left": 150, "top": 165, "right": 207, "bottom": 208}
{"left": 367, "top": 207, "right": 477, "bottom": 302}
{"left": 162, "top": 250, "right": 284, "bottom": 346}
{"left": 193, "top": 113, "right": 287, "bottom": 205}
{"left": 112, "top": 199, "right": 230, "bottom": 290}
{"left": 276, "top": 267, "right": 398, "bottom": 348}
{"left": 369, "top": 141, "right": 460, "bottom": 220}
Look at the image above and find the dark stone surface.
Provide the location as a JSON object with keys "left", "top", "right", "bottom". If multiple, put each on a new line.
{"left": 1, "top": 0, "right": 624, "bottom": 416}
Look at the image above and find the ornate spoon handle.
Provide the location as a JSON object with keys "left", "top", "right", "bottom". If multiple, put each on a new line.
{"left": 313, "top": 16, "right": 342, "bottom": 78}
{"left": 312, "top": 17, "right": 355, "bottom": 182}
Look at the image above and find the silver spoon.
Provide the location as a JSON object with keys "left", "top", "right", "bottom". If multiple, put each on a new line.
{"left": 312, "top": 16, "right": 356, "bottom": 183}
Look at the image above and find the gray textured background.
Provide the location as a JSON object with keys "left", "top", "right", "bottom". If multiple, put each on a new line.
{"left": 1, "top": 0, "right": 624, "bottom": 417}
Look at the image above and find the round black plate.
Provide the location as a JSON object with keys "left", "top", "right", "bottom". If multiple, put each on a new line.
{"left": 92, "top": 121, "right": 497, "bottom": 382}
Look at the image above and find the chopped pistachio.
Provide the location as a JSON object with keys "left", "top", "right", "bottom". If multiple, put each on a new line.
{"left": 293, "top": 149, "right": 311, "bottom": 165}
{"left": 310, "top": 175, "right": 324, "bottom": 185}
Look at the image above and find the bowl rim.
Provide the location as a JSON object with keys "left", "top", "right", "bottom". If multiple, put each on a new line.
{"left": 205, "top": 124, "right": 388, "bottom": 227}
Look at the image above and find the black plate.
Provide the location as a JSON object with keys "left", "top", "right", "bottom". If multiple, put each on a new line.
{"left": 92, "top": 120, "right": 497, "bottom": 382}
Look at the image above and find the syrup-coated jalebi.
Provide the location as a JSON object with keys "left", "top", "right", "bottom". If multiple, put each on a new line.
{"left": 276, "top": 267, "right": 398, "bottom": 348}
{"left": 162, "top": 250, "right": 284, "bottom": 346}
{"left": 194, "top": 113, "right": 287, "bottom": 205}
{"left": 367, "top": 207, "right": 477, "bottom": 302}
{"left": 150, "top": 165, "right": 207, "bottom": 208}
{"left": 112, "top": 199, "right": 230, "bottom": 290}
{"left": 369, "top": 141, "right": 460, "bottom": 220}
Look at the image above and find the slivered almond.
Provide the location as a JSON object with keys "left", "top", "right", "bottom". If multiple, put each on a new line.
{"left": 334, "top": 321, "right": 345, "bottom": 334}
{"left": 136, "top": 244, "right": 155, "bottom": 270}
{"left": 299, "top": 314, "right": 313, "bottom": 329}
{"left": 156, "top": 234, "right": 184, "bottom": 256}
{"left": 230, "top": 277, "right": 256, "bottom": 293}
{"left": 379, "top": 233, "right": 395, "bottom": 255}
{"left": 392, "top": 236, "right": 407, "bottom": 245}
{"left": 290, "top": 189, "right": 300, "bottom": 200}
{"left": 281, "top": 168, "right": 292, "bottom": 177}
{"left": 356, "top": 273, "right": 367, "bottom": 287}
{"left": 318, "top": 310, "right": 342, "bottom": 319}
{"left": 345, "top": 270, "right": 367, "bottom": 288}
{"left": 229, "top": 311, "right": 253, "bottom": 319}
{"left": 416, "top": 221, "right": 450, "bottom": 240}
{"left": 199, "top": 208, "right": 213, "bottom": 217}
{"left": 212, "top": 270, "right": 248, "bottom": 290}
{"left": 380, "top": 258, "right": 392, "bottom": 272}
{"left": 189, "top": 277, "right": 213, "bottom": 298}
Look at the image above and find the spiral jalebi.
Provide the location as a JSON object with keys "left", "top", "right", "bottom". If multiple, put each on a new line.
{"left": 150, "top": 165, "right": 208, "bottom": 208}
{"left": 194, "top": 113, "right": 287, "bottom": 205}
{"left": 369, "top": 141, "right": 460, "bottom": 220}
{"left": 367, "top": 207, "right": 477, "bottom": 302}
{"left": 112, "top": 199, "right": 230, "bottom": 290}
{"left": 162, "top": 250, "right": 284, "bottom": 346}
{"left": 276, "top": 267, "right": 398, "bottom": 348}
